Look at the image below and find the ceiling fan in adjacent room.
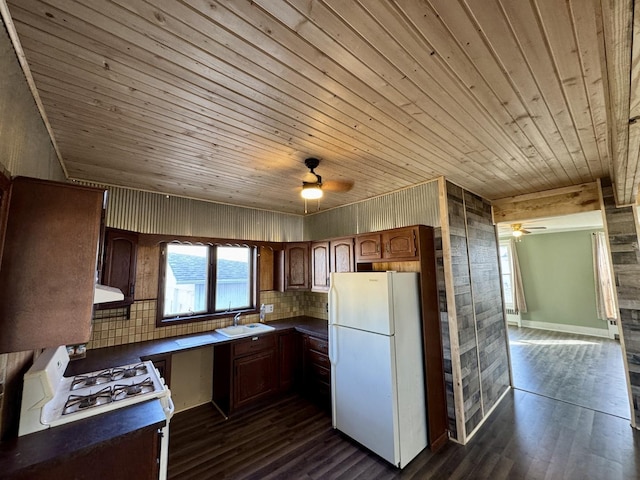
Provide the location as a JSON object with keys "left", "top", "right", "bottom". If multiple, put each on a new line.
{"left": 300, "top": 158, "right": 353, "bottom": 212}
{"left": 510, "top": 223, "right": 546, "bottom": 238}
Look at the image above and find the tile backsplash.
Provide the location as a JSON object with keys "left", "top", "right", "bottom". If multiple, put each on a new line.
{"left": 88, "top": 290, "right": 328, "bottom": 350}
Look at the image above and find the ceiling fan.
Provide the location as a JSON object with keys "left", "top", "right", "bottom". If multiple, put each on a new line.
{"left": 300, "top": 158, "right": 353, "bottom": 210}
{"left": 510, "top": 223, "right": 546, "bottom": 238}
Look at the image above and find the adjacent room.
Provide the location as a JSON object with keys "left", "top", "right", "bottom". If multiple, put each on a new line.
{"left": 499, "top": 212, "right": 629, "bottom": 419}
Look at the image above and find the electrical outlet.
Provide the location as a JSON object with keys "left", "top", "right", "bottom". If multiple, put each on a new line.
{"left": 265, "top": 304, "right": 274, "bottom": 313}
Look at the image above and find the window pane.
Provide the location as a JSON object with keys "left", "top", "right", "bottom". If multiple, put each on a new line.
{"left": 499, "top": 245, "right": 511, "bottom": 274}
{"left": 215, "top": 246, "right": 251, "bottom": 311}
{"left": 502, "top": 273, "right": 514, "bottom": 306}
{"left": 164, "top": 244, "right": 209, "bottom": 317}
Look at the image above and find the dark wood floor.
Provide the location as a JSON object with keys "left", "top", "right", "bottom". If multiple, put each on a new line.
{"left": 509, "top": 326, "right": 629, "bottom": 419}
{"left": 168, "top": 388, "right": 640, "bottom": 479}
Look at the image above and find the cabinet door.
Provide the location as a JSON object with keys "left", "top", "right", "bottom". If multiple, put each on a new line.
{"left": 311, "top": 241, "right": 330, "bottom": 291}
{"left": 0, "top": 177, "right": 104, "bottom": 353}
{"left": 99, "top": 228, "right": 138, "bottom": 308}
{"left": 233, "top": 349, "right": 277, "bottom": 410}
{"left": 330, "top": 237, "right": 354, "bottom": 273}
{"left": 284, "top": 242, "right": 309, "bottom": 290}
{"left": 355, "top": 233, "right": 382, "bottom": 262}
{"left": 382, "top": 227, "right": 418, "bottom": 260}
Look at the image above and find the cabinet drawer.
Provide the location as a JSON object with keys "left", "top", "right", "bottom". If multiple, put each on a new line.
{"left": 308, "top": 349, "right": 330, "bottom": 369}
{"left": 233, "top": 334, "right": 276, "bottom": 357}
{"left": 310, "top": 363, "right": 330, "bottom": 383}
{"left": 308, "top": 336, "right": 328, "bottom": 355}
{"left": 310, "top": 377, "right": 331, "bottom": 399}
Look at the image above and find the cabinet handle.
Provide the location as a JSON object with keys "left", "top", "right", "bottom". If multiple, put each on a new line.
{"left": 385, "top": 243, "right": 390, "bottom": 253}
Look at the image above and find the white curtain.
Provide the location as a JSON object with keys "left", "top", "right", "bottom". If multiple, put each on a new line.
{"left": 510, "top": 238, "right": 527, "bottom": 314}
{"left": 592, "top": 232, "right": 617, "bottom": 321}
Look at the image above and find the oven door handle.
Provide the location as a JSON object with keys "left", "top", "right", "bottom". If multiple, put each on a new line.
{"left": 164, "top": 395, "right": 175, "bottom": 420}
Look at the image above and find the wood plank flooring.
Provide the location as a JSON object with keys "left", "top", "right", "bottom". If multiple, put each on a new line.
{"left": 168, "top": 326, "right": 637, "bottom": 479}
{"left": 508, "top": 326, "right": 629, "bottom": 419}
{"left": 168, "top": 388, "right": 640, "bottom": 479}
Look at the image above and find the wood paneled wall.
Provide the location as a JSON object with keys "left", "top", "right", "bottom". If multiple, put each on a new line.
{"left": 436, "top": 180, "right": 510, "bottom": 443}
{"left": 600, "top": 178, "right": 639, "bottom": 427}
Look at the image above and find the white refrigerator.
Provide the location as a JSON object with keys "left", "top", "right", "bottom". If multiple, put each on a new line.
{"left": 328, "top": 271, "right": 428, "bottom": 468}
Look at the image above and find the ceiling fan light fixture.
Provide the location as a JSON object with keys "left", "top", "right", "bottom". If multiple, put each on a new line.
{"left": 512, "top": 229, "right": 523, "bottom": 238}
{"left": 301, "top": 182, "right": 323, "bottom": 199}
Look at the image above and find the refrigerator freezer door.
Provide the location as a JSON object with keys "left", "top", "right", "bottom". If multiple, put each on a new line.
{"left": 331, "top": 325, "right": 400, "bottom": 466}
{"left": 329, "top": 272, "right": 394, "bottom": 335}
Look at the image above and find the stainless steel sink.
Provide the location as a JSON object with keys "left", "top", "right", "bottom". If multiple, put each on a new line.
{"left": 215, "top": 323, "right": 275, "bottom": 338}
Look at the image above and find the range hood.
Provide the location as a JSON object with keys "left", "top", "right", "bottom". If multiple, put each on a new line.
{"left": 93, "top": 284, "right": 124, "bottom": 304}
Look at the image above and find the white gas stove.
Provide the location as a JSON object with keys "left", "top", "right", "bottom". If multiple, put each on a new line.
{"left": 18, "top": 346, "right": 174, "bottom": 479}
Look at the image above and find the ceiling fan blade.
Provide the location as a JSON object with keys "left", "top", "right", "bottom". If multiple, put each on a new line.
{"left": 323, "top": 179, "right": 354, "bottom": 192}
{"left": 521, "top": 229, "right": 531, "bottom": 234}
{"left": 524, "top": 226, "right": 547, "bottom": 230}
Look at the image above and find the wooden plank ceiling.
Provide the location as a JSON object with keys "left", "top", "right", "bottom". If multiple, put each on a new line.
{"left": 1, "top": 0, "right": 637, "bottom": 214}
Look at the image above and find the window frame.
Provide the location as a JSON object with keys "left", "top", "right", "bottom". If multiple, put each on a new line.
{"left": 156, "top": 241, "right": 259, "bottom": 327}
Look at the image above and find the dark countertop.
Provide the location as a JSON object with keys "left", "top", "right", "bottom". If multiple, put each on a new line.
{"left": 0, "top": 316, "right": 326, "bottom": 476}
{"left": 66, "top": 315, "right": 328, "bottom": 375}
{"left": 0, "top": 399, "right": 166, "bottom": 478}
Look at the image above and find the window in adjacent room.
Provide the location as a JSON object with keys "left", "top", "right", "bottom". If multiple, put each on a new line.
{"left": 158, "top": 243, "right": 257, "bottom": 325}
{"left": 499, "top": 242, "right": 514, "bottom": 308}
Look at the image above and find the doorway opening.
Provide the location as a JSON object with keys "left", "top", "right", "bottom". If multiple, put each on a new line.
{"left": 498, "top": 213, "right": 630, "bottom": 419}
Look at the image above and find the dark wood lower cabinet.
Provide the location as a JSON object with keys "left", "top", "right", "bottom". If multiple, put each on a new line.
{"left": 302, "top": 334, "right": 331, "bottom": 409}
{"left": 213, "top": 333, "right": 280, "bottom": 415}
{"left": 233, "top": 348, "right": 277, "bottom": 410}
{"left": 10, "top": 427, "right": 161, "bottom": 480}
{"left": 2, "top": 401, "right": 166, "bottom": 480}
{"left": 212, "top": 330, "right": 320, "bottom": 416}
{"left": 277, "top": 331, "right": 298, "bottom": 392}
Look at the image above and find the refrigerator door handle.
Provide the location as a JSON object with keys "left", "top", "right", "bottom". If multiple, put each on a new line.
{"left": 328, "top": 280, "right": 337, "bottom": 326}
{"left": 328, "top": 279, "right": 338, "bottom": 365}
{"left": 329, "top": 324, "right": 338, "bottom": 365}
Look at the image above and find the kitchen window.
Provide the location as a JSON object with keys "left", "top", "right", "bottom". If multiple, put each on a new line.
{"left": 157, "top": 242, "right": 258, "bottom": 325}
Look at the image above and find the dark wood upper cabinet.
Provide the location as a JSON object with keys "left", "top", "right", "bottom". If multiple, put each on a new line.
{"left": 311, "top": 241, "right": 330, "bottom": 292}
{"left": 0, "top": 177, "right": 104, "bottom": 353}
{"left": 259, "top": 245, "right": 285, "bottom": 292}
{"left": 284, "top": 242, "right": 309, "bottom": 290}
{"left": 355, "top": 227, "right": 418, "bottom": 263}
{"left": 330, "top": 237, "right": 355, "bottom": 273}
{"left": 97, "top": 228, "right": 138, "bottom": 309}
{"left": 355, "top": 233, "right": 382, "bottom": 262}
{"left": 382, "top": 226, "right": 418, "bottom": 260}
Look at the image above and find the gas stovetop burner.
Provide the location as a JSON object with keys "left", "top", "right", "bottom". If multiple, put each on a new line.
{"left": 70, "top": 370, "right": 112, "bottom": 390}
{"left": 63, "top": 387, "right": 112, "bottom": 415}
{"left": 112, "top": 377, "right": 155, "bottom": 401}
{"left": 112, "top": 363, "right": 148, "bottom": 380}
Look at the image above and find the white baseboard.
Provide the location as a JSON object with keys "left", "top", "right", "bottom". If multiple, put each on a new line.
{"left": 519, "top": 319, "right": 610, "bottom": 339}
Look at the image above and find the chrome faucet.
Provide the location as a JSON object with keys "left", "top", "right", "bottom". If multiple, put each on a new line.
{"left": 233, "top": 312, "right": 241, "bottom": 326}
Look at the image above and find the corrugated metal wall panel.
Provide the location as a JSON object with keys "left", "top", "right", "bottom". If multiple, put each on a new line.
{"left": 83, "top": 184, "right": 303, "bottom": 241}
{"left": 304, "top": 203, "right": 359, "bottom": 240}
{"left": 304, "top": 181, "right": 440, "bottom": 240}
{"left": 82, "top": 180, "right": 438, "bottom": 241}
